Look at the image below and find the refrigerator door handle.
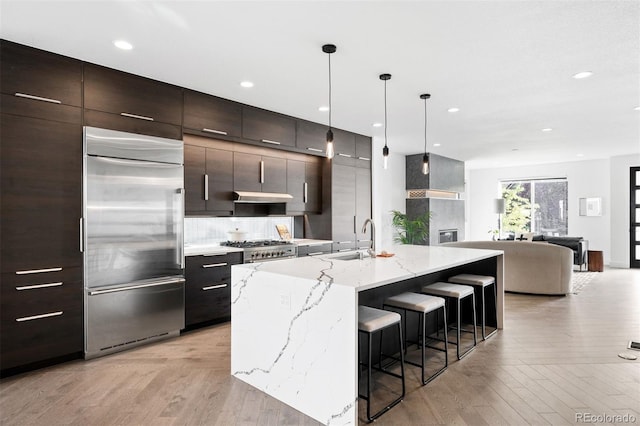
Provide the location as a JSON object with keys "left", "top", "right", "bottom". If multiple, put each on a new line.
{"left": 177, "top": 188, "right": 185, "bottom": 269}
{"left": 79, "top": 217, "right": 84, "bottom": 252}
{"left": 88, "top": 278, "right": 185, "bottom": 295}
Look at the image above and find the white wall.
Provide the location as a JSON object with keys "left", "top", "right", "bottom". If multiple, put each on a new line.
{"left": 371, "top": 150, "right": 406, "bottom": 251}
{"left": 467, "top": 159, "right": 612, "bottom": 264}
{"left": 610, "top": 154, "right": 640, "bottom": 268}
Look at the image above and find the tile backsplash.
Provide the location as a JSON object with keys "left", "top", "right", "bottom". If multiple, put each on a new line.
{"left": 185, "top": 217, "right": 294, "bottom": 245}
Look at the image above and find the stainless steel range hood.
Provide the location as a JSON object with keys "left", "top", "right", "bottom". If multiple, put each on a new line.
{"left": 233, "top": 191, "right": 293, "bottom": 203}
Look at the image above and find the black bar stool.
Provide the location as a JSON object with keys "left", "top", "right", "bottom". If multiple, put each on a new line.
{"left": 422, "top": 282, "right": 477, "bottom": 360}
{"left": 383, "top": 292, "right": 448, "bottom": 385}
{"left": 448, "top": 274, "right": 498, "bottom": 340}
{"left": 358, "top": 305, "right": 405, "bottom": 422}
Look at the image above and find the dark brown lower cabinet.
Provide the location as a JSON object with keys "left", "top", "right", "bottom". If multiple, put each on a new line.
{"left": 185, "top": 252, "right": 242, "bottom": 327}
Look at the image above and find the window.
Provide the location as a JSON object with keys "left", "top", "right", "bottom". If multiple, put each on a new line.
{"left": 500, "top": 178, "right": 568, "bottom": 236}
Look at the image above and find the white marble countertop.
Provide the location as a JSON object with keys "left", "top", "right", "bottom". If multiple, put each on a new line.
{"left": 184, "top": 244, "right": 244, "bottom": 257}
{"left": 233, "top": 244, "right": 503, "bottom": 292}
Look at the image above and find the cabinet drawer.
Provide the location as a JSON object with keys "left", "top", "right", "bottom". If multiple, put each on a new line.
{"left": 184, "top": 90, "right": 242, "bottom": 138}
{"left": 186, "top": 253, "right": 242, "bottom": 284}
{"left": 242, "top": 107, "right": 296, "bottom": 147}
{"left": 1, "top": 303, "right": 83, "bottom": 370}
{"left": 185, "top": 280, "right": 231, "bottom": 325}
{"left": 332, "top": 241, "right": 356, "bottom": 252}
{"left": 1, "top": 40, "right": 82, "bottom": 107}
{"left": 297, "top": 243, "right": 332, "bottom": 257}
{"left": 84, "top": 64, "right": 183, "bottom": 126}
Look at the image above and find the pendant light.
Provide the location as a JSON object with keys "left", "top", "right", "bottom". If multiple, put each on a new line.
{"left": 380, "top": 73, "right": 391, "bottom": 169}
{"left": 322, "top": 44, "right": 336, "bottom": 159}
{"left": 420, "top": 93, "right": 431, "bottom": 174}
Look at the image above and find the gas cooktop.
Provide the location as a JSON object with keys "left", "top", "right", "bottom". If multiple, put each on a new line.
{"left": 221, "top": 239, "right": 293, "bottom": 248}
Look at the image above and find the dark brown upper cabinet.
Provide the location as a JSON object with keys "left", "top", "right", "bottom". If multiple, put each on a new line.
{"left": 332, "top": 129, "right": 356, "bottom": 166}
{"left": 1, "top": 40, "right": 82, "bottom": 115}
{"left": 355, "top": 135, "right": 372, "bottom": 169}
{"left": 233, "top": 152, "right": 287, "bottom": 194}
{"left": 286, "top": 157, "right": 322, "bottom": 215}
{"left": 83, "top": 64, "right": 183, "bottom": 139}
{"left": 184, "top": 144, "right": 234, "bottom": 216}
{"left": 183, "top": 90, "right": 242, "bottom": 139}
{"left": 242, "top": 106, "right": 296, "bottom": 147}
{"left": 296, "top": 119, "right": 328, "bottom": 155}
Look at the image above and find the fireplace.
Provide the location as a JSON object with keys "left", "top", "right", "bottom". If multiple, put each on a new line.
{"left": 439, "top": 229, "right": 458, "bottom": 244}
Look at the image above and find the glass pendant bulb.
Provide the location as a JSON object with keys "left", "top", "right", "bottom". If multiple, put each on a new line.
{"left": 326, "top": 129, "right": 334, "bottom": 159}
{"left": 383, "top": 145, "right": 389, "bottom": 170}
{"left": 422, "top": 153, "right": 429, "bottom": 175}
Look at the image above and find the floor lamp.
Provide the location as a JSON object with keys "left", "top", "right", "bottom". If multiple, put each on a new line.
{"left": 494, "top": 198, "right": 505, "bottom": 239}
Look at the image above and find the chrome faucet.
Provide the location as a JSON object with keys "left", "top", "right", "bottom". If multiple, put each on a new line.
{"left": 361, "top": 218, "right": 376, "bottom": 258}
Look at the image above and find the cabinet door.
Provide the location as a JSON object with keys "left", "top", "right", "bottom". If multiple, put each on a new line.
{"left": 184, "top": 144, "right": 206, "bottom": 213}
{"left": 1, "top": 114, "right": 82, "bottom": 273}
{"left": 1, "top": 40, "right": 82, "bottom": 107}
{"left": 233, "top": 152, "right": 262, "bottom": 192}
{"left": 305, "top": 159, "right": 322, "bottom": 213}
{"left": 355, "top": 135, "right": 372, "bottom": 169}
{"left": 206, "top": 148, "right": 234, "bottom": 214}
{"left": 331, "top": 164, "right": 356, "bottom": 249}
{"left": 333, "top": 129, "right": 356, "bottom": 166}
{"left": 242, "top": 107, "right": 296, "bottom": 147}
{"left": 184, "top": 90, "right": 242, "bottom": 138}
{"left": 296, "top": 119, "right": 327, "bottom": 154}
{"left": 355, "top": 167, "right": 372, "bottom": 249}
{"left": 84, "top": 64, "right": 183, "bottom": 125}
{"left": 286, "top": 159, "right": 306, "bottom": 213}
{"left": 262, "top": 156, "right": 287, "bottom": 194}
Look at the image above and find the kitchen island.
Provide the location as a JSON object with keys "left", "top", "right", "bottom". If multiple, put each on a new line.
{"left": 231, "top": 245, "right": 504, "bottom": 425}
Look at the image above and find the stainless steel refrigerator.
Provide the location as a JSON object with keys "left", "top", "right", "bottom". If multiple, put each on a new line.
{"left": 83, "top": 127, "right": 185, "bottom": 359}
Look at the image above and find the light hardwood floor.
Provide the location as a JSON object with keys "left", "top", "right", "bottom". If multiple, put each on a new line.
{"left": 1, "top": 267, "right": 639, "bottom": 425}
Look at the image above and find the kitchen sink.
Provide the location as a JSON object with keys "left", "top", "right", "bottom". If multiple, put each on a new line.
{"left": 328, "top": 251, "right": 370, "bottom": 261}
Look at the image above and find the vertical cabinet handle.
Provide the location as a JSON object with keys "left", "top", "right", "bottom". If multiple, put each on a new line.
{"left": 303, "top": 182, "right": 308, "bottom": 204}
{"left": 260, "top": 161, "right": 265, "bottom": 184}
{"left": 79, "top": 218, "right": 84, "bottom": 252}
{"left": 204, "top": 175, "right": 209, "bottom": 201}
{"left": 353, "top": 216, "right": 357, "bottom": 234}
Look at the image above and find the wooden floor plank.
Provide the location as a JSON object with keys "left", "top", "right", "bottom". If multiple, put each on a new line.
{"left": 1, "top": 267, "right": 639, "bottom": 425}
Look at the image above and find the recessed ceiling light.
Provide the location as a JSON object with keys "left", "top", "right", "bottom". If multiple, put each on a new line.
{"left": 542, "top": 128, "right": 553, "bottom": 132}
{"left": 318, "top": 106, "right": 329, "bottom": 112}
{"left": 635, "top": 106, "right": 640, "bottom": 111}
{"left": 577, "top": 153, "right": 584, "bottom": 157}
{"left": 372, "top": 123, "right": 383, "bottom": 128}
{"left": 447, "top": 107, "right": 459, "bottom": 113}
{"left": 113, "top": 40, "right": 133, "bottom": 50}
{"left": 572, "top": 71, "right": 593, "bottom": 79}
{"left": 433, "top": 143, "right": 441, "bottom": 147}
{"left": 240, "top": 81, "right": 254, "bottom": 88}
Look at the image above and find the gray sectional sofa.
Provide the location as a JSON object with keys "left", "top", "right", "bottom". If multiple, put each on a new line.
{"left": 443, "top": 240, "right": 574, "bottom": 295}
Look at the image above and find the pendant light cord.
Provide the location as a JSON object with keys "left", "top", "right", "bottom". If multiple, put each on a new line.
{"left": 384, "top": 79, "right": 388, "bottom": 148}
{"left": 424, "top": 96, "right": 427, "bottom": 153}
{"left": 328, "top": 52, "right": 332, "bottom": 131}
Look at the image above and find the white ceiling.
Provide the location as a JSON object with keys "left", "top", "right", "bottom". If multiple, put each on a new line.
{"left": 2, "top": 1, "right": 638, "bottom": 169}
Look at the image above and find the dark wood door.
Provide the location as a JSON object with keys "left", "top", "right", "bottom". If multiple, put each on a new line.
{"left": 1, "top": 40, "right": 82, "bottom": 107}
{"left": 242, "top": 107, "right": 296, "bottom": 147}
{"left": 233, "top": 152, "right": 262, "bottom": 192}
{"left": 1, "top": 114, "right": 82, "bottom": 272}
{"left": 184, "top": 144, "right": 207, "bottom": 213}
{"left": 305, "top": 159, "right": 322, "bottom": 213}
{"left": 262, "top": 156, "right": 287, "bottom": 193}
{"left": 183, "top": 90, "right": 242, "bottom": 138}
{"left": 206, "top": 148, "right": 234, "bottom": 214}
{"left": 296, "top": 119, "right": 328, "bottom": 154}
{"left": 331, "top": 164, "right": 356, "bottom": 250}
{"left": 84, "top": 64, "right": 183, "bottom": 138}
{"left": 287, "top": 159, "right": 306, "bottom": 213}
